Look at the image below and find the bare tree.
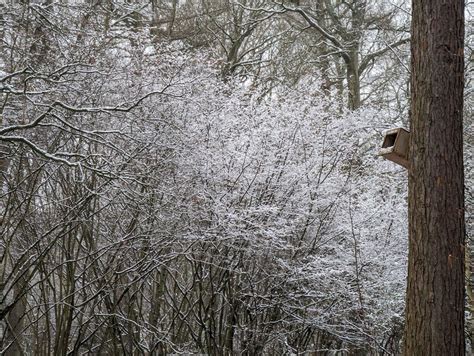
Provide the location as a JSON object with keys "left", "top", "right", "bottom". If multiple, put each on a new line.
{"left": 0, "top": 1, "right": 414, "bottom": 355}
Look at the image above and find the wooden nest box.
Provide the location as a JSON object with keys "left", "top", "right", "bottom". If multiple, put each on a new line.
{"left": 379, "top": 128, "right": 410, "bottom": 169}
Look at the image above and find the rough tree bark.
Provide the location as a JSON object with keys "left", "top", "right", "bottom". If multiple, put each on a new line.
{"left": 404, "top": 0, "right": 465, "bottom": 354}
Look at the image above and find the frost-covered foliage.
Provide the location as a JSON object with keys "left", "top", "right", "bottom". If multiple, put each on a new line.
{"left": 170, "top": 79, "right": 408, "bottom": 353}
{"left": 0, "top": 2, "right": 409, "bottom": 355}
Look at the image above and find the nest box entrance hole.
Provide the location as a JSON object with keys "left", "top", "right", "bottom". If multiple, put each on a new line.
{"left": 382, "top": 133, "right": 397, "bottom": 149}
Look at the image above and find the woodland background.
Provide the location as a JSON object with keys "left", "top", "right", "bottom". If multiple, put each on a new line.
{"left": 0, "top": 1, "right": 472, "bottom": 355}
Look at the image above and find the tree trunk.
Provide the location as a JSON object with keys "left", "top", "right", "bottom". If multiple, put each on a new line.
{"left": 466, "top": 239, "right": 474, "bottom": 355}
{"left": 5, "top": 271, "right": 28, "bottom": 356}
{"left": 347, "top": 50, "right": 361, "bottom": 110}
{"left": 404, "top": 0, "right": 465, "bottom": 354}
{"left": 347, "top": 1, "right": 364, "bottom": 110}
